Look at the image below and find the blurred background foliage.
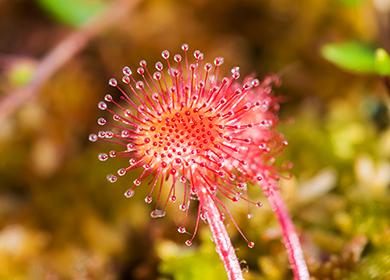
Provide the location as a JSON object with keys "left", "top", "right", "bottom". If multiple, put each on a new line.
{"left": 0, "top": 0, "right": 389, "bottom": 279}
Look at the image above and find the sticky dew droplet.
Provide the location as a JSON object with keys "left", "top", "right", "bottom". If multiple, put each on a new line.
{"left": 123, "top": 66, "right": 132, "bottom": 76}
{"left": 98, "top": 101, "right": 107, "bottom": 110}
{"left": 108, "top": 78, "right": 117, "bottom": 87}
{"left": 240, "top": 260, "right": 249, "bottom": 273}
{"left": 139, "top": 60, "right": 147, "bottom": 67}
{"left": 174, "top": 54, "right": 182, "bottom": 62}
{"left": 97, "top": 117, "right": 107, "bottom": 126}
{"left": 144, "top": 196, "right": 152, "bottom": 204}
{"left": 155, "top": 62, "right": 163, "bottom": 71}
{"left": 180, "top": 176, "right": 186, "bottom": 183}
{"left": 124, "top": 189, "right": 134, "bottom": 198}
{"left": 150, "top": 209, "right": 166, "bottom": 218}
{"left": 177, "top": 226, "right": 186, "bottom": 233}
{"left": 251, "top": 79, "right": 260, "bottom": 87}
{"left": 237, "top": 182, "right": 247, "bottom": 190}
{"left": 106, "top": 174, "right": 117, "bottom": 183}
{"left": 89, "top": 134, "right": 98, "bottom": 142}
{"left": 133, "top": 179, "right": 141, "bottom": 186}
{"left": 104, "top": 94, "right": 113, "bottom": 102}
{"left": 181, "top": 43, "right": 189, "bottom": 51}
{"left": 161, "top": 50, "right": 170, "bottom": 59}
{"left": 98, "top": 153, "right": 108, "bottom": 161}
{"left": 117, "top": 168, "right": 126, "bottom": 176}
{"left": 214, "top": 57, "right": 224, "bottom": 66}
{"left": 179, "top": 204, "right": 187, "bottom": 211}
{"left": 122, "top": 75, "right": 130, "bottom": 84}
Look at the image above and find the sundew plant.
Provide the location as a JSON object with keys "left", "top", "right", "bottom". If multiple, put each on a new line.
{"left": 90, "top": 44, "right": 309, "bottom": 280}
{"left": 2, "top": 1, "right": 390, "bottom": 280}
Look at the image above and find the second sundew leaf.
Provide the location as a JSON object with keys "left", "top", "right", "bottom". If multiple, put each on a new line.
{"left": 37, "top": 0, "right": 108, "bottom": 27}
{"left": 321, "top": 41, "right": 376, "bottom": 74}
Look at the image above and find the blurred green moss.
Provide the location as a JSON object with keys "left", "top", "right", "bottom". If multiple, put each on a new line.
{"left": 158, "top": 230, "right": 227, "bottom": 280}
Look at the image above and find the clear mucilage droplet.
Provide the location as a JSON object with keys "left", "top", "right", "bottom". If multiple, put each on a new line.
{"left": 237, "top": 182, "right": 247, "bottom": 190}
{"left": 177, "top": 226, "right": 186, "bottom": 233}
{"left": 106, "top": 174, "right": 117, "bottom": 183}
{"left": 117, "top": 168, "right": 126, "bottom": 176}
{"left": 98, "top": 153, "right": 108, "bottom": 161}
{"left": 97, "top": 117, "right": 107, "bottom": 126}
{"left": 150, "top": 209, "right": 166, "bottom": 218}
{"left": 89, "top": 134, "right": 98, "bottom": 142}
{"left": 240, "top": 260, "right": 249, "bottom": 273}
{"left": 123, "top": 66, "right": 132, "bottom": 76}
{"left": 98, "top": 101, "right": 107, "bottom": 110}
{"left": 108, "top": 78, "right": 117, "bottom": 87}
{"left": 124, "top": 189, "right": 134, "bottom": 198}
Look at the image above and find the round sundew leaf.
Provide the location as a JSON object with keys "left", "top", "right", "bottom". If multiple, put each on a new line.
{"left": 321, "top": 41, "right": 376, "bottom": 74}
{"left": 375, "top": 48, "right": 390, "bottom": 77}
{"left": 37, "top": 0, "right": 108, "bottom": 27}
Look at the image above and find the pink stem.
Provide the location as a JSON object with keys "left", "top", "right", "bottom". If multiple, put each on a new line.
{"left": 197, "top": 187, "right": 244, "bottom": 280}
{"left": 264, "top": 182, "right": 310, "bottom": 280}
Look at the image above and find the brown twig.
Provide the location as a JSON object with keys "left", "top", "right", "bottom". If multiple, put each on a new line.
{"left": 0, "top": 0, "right": 140, "bottom": 121}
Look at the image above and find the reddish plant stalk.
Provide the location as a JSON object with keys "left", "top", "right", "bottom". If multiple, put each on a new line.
{"left": 197, "top": 187, "right": 244, "bottom": 280}
{"left": 264, "top": 182, "right": 309, "bottom": 280}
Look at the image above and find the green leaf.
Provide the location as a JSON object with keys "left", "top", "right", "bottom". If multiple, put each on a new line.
{"left": 37, "top": 0, "right": 108, "bottom": 27}
{"left": 375, "top": 48, "right": 390, "bottom": 76}
{"left": 321, "top": 41, "right": 376, "bottom": 74}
